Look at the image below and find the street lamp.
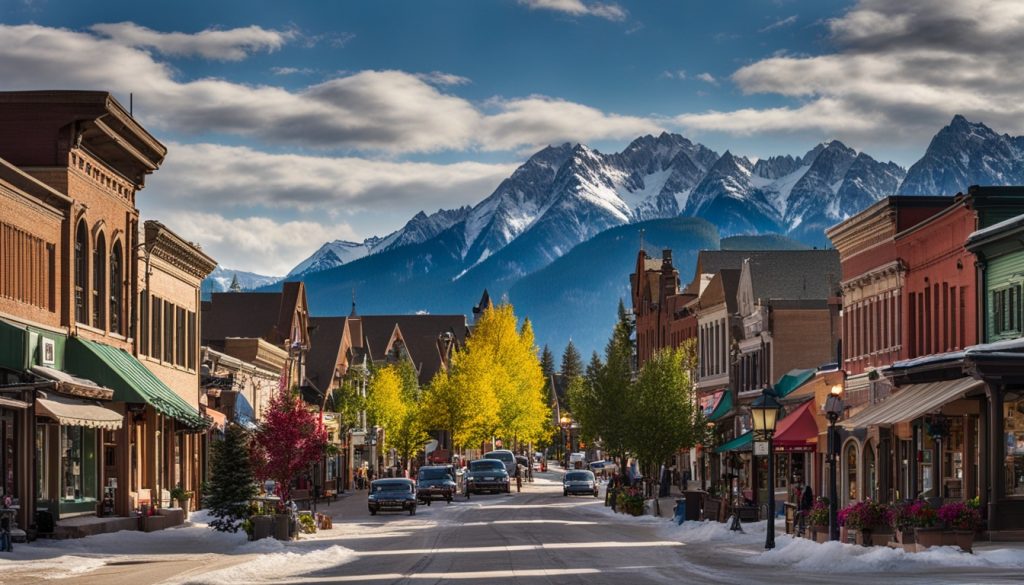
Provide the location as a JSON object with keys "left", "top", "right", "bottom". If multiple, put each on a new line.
{"left": 824, "top": 383, "right": 845, "bottom": 542}
{"left": 750, "top": 386, "right": 782, "bottom": 550}
{"left": 559, "top": 415, "right": 571, "bottom": 469}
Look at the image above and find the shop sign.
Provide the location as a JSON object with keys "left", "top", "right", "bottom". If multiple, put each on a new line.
{"left": 754, "top": 441, "right": 769, "bottom": 456}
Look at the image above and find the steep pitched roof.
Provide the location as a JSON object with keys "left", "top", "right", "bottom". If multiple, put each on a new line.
{"left": 698, "top": 269, "right": 741, "bottom": 312}
{"left": 360, "top": 317, "right": 401, "bottom": 362}
{"left": 305, "top": 316, "right": 347, "bottom": 395}
{"left": 202, "top": 292, "right": 286, "bottom": 343}
{"left": 359, "top": 315, "right": 469, "bottom": 384}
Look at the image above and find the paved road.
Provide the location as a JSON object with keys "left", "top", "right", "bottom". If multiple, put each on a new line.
{"left": 4, "top": 469, "right": 1024, "bottom": 584}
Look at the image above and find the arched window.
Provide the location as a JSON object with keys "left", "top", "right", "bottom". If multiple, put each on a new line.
{"left": 93, "top": 232, "right": 106, "bottom": 329}
{"left": 845, "top": 441, "right": 859, "bottom": 503}
{"left": 109, "top": 241, "right": 123, "bottom": 335}
{"left": 74, "top": 221, "right": 88, "bottom": 323}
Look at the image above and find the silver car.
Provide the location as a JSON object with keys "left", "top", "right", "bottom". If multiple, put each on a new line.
{"left": 563, "top": 470, "right": 599, "bottom": 497}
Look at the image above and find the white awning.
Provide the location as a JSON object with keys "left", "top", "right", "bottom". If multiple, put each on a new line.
{"left": 36, "top": 391, "right": 123, "bottom": 430}
{"left": 31, "top": 365, "right": 114, "bottom": 401}
{"left": 840, "top": 377, "right": 982, "bottom": 429}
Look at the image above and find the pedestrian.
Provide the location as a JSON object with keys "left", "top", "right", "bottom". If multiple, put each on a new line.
{"left": 800, "top": 484, "right": 813, "bottom": 512}
{"left": 515, "top": 464, "right": 523, "bottom": 493}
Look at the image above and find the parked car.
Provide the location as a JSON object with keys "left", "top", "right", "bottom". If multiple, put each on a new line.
{"left": 368, "top": 478, "right": 418, "bottom": 515}
{"left": 563, "top": 470, "right": 599, "bottom": 497}
{"left": 417, "top": 465, "right": 457, "bottom": 505}
{"left": 464, "top": 458, "right": 510, "bottom": 497}
{"left": 483, "top": 449, "right": 517, "bottom": 476}
{"left": 588, "top": 460, "right": 618, "bottom": 474}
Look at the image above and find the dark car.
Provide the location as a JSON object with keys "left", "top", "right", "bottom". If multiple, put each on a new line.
{"left": 368, "top": 478, "right": 418, "bottom": 515}
{"left": 417, "top": 465, "right": 457, "bottom": 505}
{"left": 563, "top": 470, "right": 599, "bottom": 497}
{"left": 464, "top": 458, "right": 509, "bottom": 498}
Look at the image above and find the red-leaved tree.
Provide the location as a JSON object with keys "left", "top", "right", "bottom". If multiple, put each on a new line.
{"left": 251, "top": 389, "right": 328, "bottom": 503}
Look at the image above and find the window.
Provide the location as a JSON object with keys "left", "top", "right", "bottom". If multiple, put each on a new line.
{"left": 176, "top": 306, "right": 186, "bottom": 367}
{"left": 93, "top": 232, "right": 106, "bottom": 329}
{"left": 164, "top": 302, "right": 174, "bottom": 363}
{"left": 74, "top": 221, "right": 88, "bottom": 323}
{"left": 1004, "top": 398, "right": 1024, "bottom": 497}
{"left": 152, "top": 297, "right": 163, "bottom": 359}
{"left": 993, "top": 284, "right": 1023, "bottom": 337}
{"left": 110, "top": 242, "right": 123, "bottom": 335}
{"left": 140, "top": 290, "right": 149, "bottom": 356}
{"left": 187, "top": 311, "right": 197, "bottom": 371}
{"left": 61, "top": 426, "right": 97, "bottom": 503}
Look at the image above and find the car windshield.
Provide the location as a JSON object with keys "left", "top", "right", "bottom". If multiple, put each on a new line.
{"left": 374, "top": 482, "right": 411, "bottom": 493}
{"left": 484, "top": 452, "right": 514, "bottom": 463}
{"left": 418, "top": 468, "right": 450, "bottom": 480}
{"left": 470, "top": 460, "right": 505, "bottom": 472}
{"left": 566, "top": 472, "right": 593, "bottom": 481}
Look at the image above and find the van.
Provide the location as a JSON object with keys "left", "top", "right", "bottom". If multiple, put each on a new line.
{"left": 569, "top": 452, "right": 586, "bottom": 469}
{"left": 483, "top": 449, "right": 517, "bottom": 476}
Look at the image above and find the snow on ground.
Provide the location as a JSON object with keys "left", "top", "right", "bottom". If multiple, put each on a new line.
{"left": 0, "top": 510, "right": 359, "bottom": 583}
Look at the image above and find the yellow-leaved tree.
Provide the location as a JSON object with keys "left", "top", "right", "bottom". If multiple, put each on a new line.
{"left": 367, "top": 361, "right": 432, "bottom": 473}
{"left": 420, "top": 346, "right": 499, "bottom": 452}
{"left": 366, "top": 364, "right": 405, "bottom": 454}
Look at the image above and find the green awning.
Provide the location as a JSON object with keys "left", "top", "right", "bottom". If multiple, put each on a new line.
{"left": 0, "top": 318, "right": 28, "bottom": 371}
{"left": 707, "top": 390, "right": 733, "bottom": 422}
{"left": 775, "top": 368, "right": 817, "bottom": 398}
{"left": 716, "top": 431, "right": 753, "bottom": 453}
{"left": 66, "top": 337, "right": 208, "bottom": 430}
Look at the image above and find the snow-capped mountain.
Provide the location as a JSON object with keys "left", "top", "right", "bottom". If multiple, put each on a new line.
{"left": 375, "top": 206, "right": 471, "bottom": 254}
{"left": 287, "top": 239, "right": 381, "bottom": 278}
{"left": 685, "top": 151, "right": 782, "bottom": 235}
{"left": 899, "top": 115, "right": 1024, "bottom": 195}
{"left": 201, "top": 266, "right": 281, "bottom": 298}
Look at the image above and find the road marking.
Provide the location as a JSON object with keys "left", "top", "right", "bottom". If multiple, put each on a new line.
{"left": 276, "top": 567, "right": 604, "bottom": 582}
{"left": 353, "top": 540, "right": 684, "bottom": 556}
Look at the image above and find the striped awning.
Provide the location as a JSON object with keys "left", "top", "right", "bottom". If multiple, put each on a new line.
{"left": 36, "top": 391, "right": 123, "bottom": 430}
{"left": 839, "top": 377, "right": 982, "bottom": 429}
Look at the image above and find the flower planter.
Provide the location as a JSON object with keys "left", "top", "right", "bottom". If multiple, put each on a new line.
{"left": 703, "top": 497, "right": 721, "bottom": 522}
{"left": 895, "top": 528, "right": 916, "bottom": 545}
{"left": 852, "top": 528, "right": 890, "bottom": 547}
{"left": 273, "top": 514, "right": 292, "bottom": 541}
{"left": 811, "top": 526, "right": 830, "bottom": 543}
{"left": 251, "top": 515, "right": 274, "bottom": 541}
{"left": 953, "top": 530, "right": 974, "bottom": 553}
{"left": 914, "top": 527, "right": 947, "bottom": 548}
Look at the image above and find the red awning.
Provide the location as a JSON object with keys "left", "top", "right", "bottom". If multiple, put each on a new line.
{"left": 773, "top": 399, "right": 818, "bottom": 452}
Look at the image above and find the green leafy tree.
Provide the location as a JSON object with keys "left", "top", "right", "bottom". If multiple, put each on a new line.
{"left": 585, "top": 351, "right": 602, "bottom": 387}
{"left": 593, "top": 301, "right": 635, "bottom": 465}
{"left": 626, "top": 342, "right": 699, "bottom": 484}
{"left": 206, "top": 425, "right": 258, "bottom": 532}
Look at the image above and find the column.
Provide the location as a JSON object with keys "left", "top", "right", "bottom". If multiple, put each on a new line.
{"left": 987, "top": 384, "right": 1004, "bottom": 529}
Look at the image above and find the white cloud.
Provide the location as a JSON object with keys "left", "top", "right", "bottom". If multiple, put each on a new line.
{"left": 677, "top": 0, "right": 1024, "bottom": 145}
{"left": 271, "top": 66, "right": 315, "bottom": 75}
{"left": 414, "top": 71, "right": 472, "bottom": 86}
{"left": 0, "top": 24, "right": 660, "bottom": 154}
{"left": 759, "top": 15, "right": 798, "bottom": 33}
{"left": 695, "top": 72, "right": 718, "bottom": 85}
{"left": 518, "top": 0, "right": 627, "bottom": 22}
{"left": 158, "top": 212, "right": 355, "bottom": 275}
{"left": 90, "top": 22, "right": 292, "bottom": 61}
{"left": 661, "top": 70, "right": 687, "bottom": 80}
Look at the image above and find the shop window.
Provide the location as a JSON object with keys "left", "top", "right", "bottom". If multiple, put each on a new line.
{"left": 109, "top": 242, "right": 123, "bottom": 335}
{"left": 1004, "top": 398, "right": 1024, "bottom": 496}
{"left": 1, "top": 411, "right": 15, "bottom": 500}
{"left": 845, "top": 441, "right": 858, "bottom": 503}
{"left": 774, "top": 453, "right": 789, "bottom": 489}
{"left": 61, "top": 426, "right": 97, "bottom": 503}
{"left": 865, "top": 441, "right": 877, "bottom": 501}
{"left": 35, "top": 424, "right": 47, "bottom": 501}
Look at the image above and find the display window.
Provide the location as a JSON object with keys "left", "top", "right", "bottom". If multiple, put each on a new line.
{"left": 1004, "top": 398, "right": 1024, "bottom": 496}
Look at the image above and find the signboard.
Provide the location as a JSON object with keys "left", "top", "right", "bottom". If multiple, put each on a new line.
{"left": 700, "top": 391, "right": 724, "bottom": 417}
{"left": 425, "top": 439, "right": 438, "bottom": 454}
{"left": 754, "top": 441, "right": 770, "bottom": 456}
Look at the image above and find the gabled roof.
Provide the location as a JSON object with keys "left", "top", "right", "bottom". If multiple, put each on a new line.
{"left": 203, "top": 281, "right": 307, "bottom": 348}
{"left": 360, "top": 317, "right": 402, "bottom": 362}
{"left": 359, "top": 314, "right": 469, "bottom": 384}
{"left": 698, "top": 269, "right": 740, "bottom": 313}
{"left": 305, "top": 316, "right": 347, "bottom": 396}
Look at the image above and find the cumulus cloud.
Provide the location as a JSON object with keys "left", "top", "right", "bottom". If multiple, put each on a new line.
{"left": 157, "top": 212, "right": 357, "bottom": 275}
{"left": 0, "top": 24, "right": 659, "bottom": 154}
{"left": 695, "top": 72, "right": 718, "bottom": 85}
{"left": 759, "top": 15, "right": 798, "bottom": 33}
{"left": 677, "top": 0, "right": 1024, "bottom": 145}
{"left": 90, "top": 22, "right": 292, "bottom": 61}
{"left": 518, "top": 0, "right": 627, "bottom": 22}
{"left": 271, "top": 66, "right": 315, "bottom": 75}
{"left": 147, "top": 142, "right": 517, "bottom": 213}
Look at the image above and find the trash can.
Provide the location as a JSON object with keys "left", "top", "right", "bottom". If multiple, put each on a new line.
{"left": 673, "top": 498, "right": 686, "bottom": 525}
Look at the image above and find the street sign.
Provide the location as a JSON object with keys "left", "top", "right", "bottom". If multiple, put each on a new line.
{"left": 754, "top": 441, "right": 769, "bottom": 456}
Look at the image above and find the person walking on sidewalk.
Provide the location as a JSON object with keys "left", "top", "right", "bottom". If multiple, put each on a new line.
{"left": 515, "top": 464, "right": 523, "bottom": 493}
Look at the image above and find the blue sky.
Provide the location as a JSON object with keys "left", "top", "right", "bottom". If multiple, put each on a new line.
{"left": 2, "top": 0, "right": 1021, "bottom": 273}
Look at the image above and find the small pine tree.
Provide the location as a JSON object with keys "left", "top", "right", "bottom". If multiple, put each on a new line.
{"left": 560, "top": 340, "right": 583, "bottom": 383}
{"left": 540, "top": 345, "right": 556, "bottom": 379}
{"left": 206, "top": 425, "right": 257, "bottom": 532}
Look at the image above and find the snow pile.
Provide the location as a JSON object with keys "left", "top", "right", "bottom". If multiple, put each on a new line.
{"left": 658, "top": 519, "right": 770, "bottom": 546}
{"left": 169, "top": 544, "right": 356, "bottom": 585}
{"left": 750, "top": 535, "right": 1024, "bottom": 572}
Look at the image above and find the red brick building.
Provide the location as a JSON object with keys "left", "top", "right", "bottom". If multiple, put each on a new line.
{"left": 631, "top": 249, "right": 697, "bottom": 368}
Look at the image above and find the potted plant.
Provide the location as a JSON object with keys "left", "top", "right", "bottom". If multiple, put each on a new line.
{"left": 938, "top": 500, "right": 980, "bottom": 553}
{"left": 619, "top": 486, "right": 645, "bottom": 516}
{"left": 170, "top": 485, "right": 193, "bottom": 511}
{"left": 804, "top": 497, "right": 830, "bottom": 542}
{"left": 840, "top": 500, "right": 892, "bottom": 546}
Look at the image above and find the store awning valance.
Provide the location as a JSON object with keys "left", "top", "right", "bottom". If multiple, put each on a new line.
{"left": 840, "top": 377, "right": 982, "bottom": 429}
{"left": 66, "top": 337, "right": 209, "bottom": 430}
{"left": 707, "top": 390, "right": 734, "bottom": 422}
{"left": 773, "top": 399, "right": 818, "bottom": 452}
{"left": 30, "top": 365, "right": 113, "bottom": 401}
{"left": 716, "top": 431, "right": 753, "bottom": 453}
{"left": 36, "top": 391, "right": 123, "bottom": 430}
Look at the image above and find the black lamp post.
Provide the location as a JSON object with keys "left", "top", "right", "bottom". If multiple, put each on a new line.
{"left": 824, "top": 383, "right": 845, "bottom": 542}
{"left": 559, "top": 415, "right": 571, "bottom": 469}
{"left": 750, "top": 387, "right": 782, "bottom": 550}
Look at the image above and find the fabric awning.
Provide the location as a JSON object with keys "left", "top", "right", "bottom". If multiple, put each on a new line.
{"left": 36, "top": 391, "right": 123, "bottom": 430}
{"left": 775, "top": 369, "right": 816, "bottom": 398}
{"left": 0, "top": 396, "right": 30, "bottom": 409}
{"left": 66, "top": 337, "right": 209, "bottom": 430}
{"left": 707, "top": 390, "right": 734, "bottom": 422}
{"left": 840, "top": 377, "right": 983, "bottom": 429}
{"left": 716, "top": 431, "right": 753, "bottom": 453}
{"left": 773, "top": 399, "right": 818, "bottom": 452}
{"left": 206, "top": 408, "right": 227, "bottom": 431}
{"left": 30, "top": 365, "right": 114, "bottom": 401}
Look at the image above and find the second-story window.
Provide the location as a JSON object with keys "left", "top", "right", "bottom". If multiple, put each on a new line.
{"left": 92, "top": 232, "right": 106, "bottom": 330}
{"left": 74, "top": 220, "right": 88, "bottom": 324}
{"left": 109, "top": 242, "right": 123, "bottom": 335}
{"left": 993, "top": 284, "right": 1022, "bottom": 337}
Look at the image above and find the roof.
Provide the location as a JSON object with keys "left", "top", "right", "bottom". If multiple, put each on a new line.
{"left": 965, "top": 211, "right": 1024, "bottom": 249}
{"left": 744, "top": 250, "right": 840, "bottom": 302}
{"left": 360, "top": 315, "right": 468, "bottom": 384}
{"left": 305, "top": 316, "right": 347, "bottom": 395}
{"left": 360, "top": 317, "right": 402, "bottom": 362}
{"left": 698, "top": 269, "right": 740, "bottom": 312}
{"left": 203, "top": 292, "right": 286, "bottom": 343}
